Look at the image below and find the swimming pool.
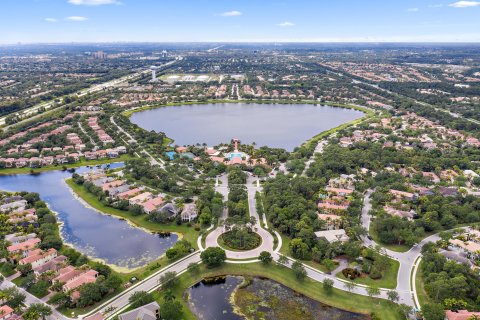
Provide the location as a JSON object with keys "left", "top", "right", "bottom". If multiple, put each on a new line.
{"left": 228, "top": 152, "right": 244, "bottom": 160}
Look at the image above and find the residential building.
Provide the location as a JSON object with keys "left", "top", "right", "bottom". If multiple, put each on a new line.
{"left": 118, "top": 302, "right": 160, "bottom": 320}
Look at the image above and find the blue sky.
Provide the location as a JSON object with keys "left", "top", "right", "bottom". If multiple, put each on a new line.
{"left": 1, "top": 0, "right": 480, "bottom": 43}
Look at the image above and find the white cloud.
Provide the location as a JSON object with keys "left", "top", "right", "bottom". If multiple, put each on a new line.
{"left": 65, "top": 16, "right": 88, "bottom": 21}
{"left": 449, "top": 1, "right": 480, "bottom": 7}
{"left": 44, "top": 18, "right": 58, "bottom": 22}
{"left": 219, "top": 11, "right": 242, "bottom": 17}
{"left": 407, "top": 8, "right": 419, "bottom": 11}
{"left": 278, "top": 21, "right": 295, "bottom": 27}
{"left": 68, "top": 0, "right": 120, "bottom": 5}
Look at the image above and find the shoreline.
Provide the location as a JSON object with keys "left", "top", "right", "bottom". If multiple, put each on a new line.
{"left": 123, "top": 99, "right": 371, "bottom": 118}
{"left": 63, "top": 178, "right": 183, "bottom": 273}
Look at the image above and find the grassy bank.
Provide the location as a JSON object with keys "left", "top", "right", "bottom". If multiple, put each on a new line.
{"left": 0, "top": 155, "right": 132, "bottom": 176}
{"left": 65, "top": 178, "right": 203, "bottom": 280}
{"left": 151, "top": 262, "right": 402, "bottom": 320}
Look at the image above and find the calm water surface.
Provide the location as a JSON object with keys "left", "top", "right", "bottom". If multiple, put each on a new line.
{"left": 187, "top": 276, "right": 369, "bottom": 320}
{"left": 130, "top": 103, "right": 364, "bottom": 151}
{"left": 0, "top": 163, "right": 178, "bottom": 269}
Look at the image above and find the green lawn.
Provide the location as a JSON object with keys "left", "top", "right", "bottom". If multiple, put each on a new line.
{"left": 415, "top": 260, "right": 431, "bottom": 308}
{"left": 336, "top": 258, "right": 400, "bottom": 289}
{"left": 149, "top": 262, "right": 402, "bottom": 320}
{"left": 0, "top": 155, "right": 133, "bottom": 176}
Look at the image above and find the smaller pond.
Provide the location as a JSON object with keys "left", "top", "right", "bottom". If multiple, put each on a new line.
{"left": 187, "top": 276, "right": 369, "bottom": 320}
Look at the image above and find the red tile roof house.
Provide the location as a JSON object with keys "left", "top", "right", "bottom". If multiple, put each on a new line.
{"left": 42, "top": 156, "right": 54, "bottom": 166}
{"left": 19, "top": 248, "right": 57, "bottom": 269}
{"left": 7, "top": 238, "right": 41, "bottom": 256}
{"left": 54, "top": 266, "right": 98, "bottom": 294}
{"left": 141, "top": 197, "right": 164, "bottom": 214}
{"left": 117, "top": 188, "right": 142, "bottom": 200}
{"left": 84, "top": 151, "right": 98, "bottom": 160}
{"left": 325, "top": 187, "right": 354, "bottom": 196}
{"left": 128, "top": 192, "right": 153, "bottom": 206}
{"left": 389, "top": 189, "right": 415, "bottom": 201}
{"left": 63, "top": 269, "right": 99, "bottom": 292}
{"left": 446, "top": 310, "right": 480, "bottom": 320}
{"left": 0, "top": 305, "right": 14, "bottom": 320}
{"left": 422, "top": 172, "right": 440, "bottom": 183}
{"left": 29, "top": 157, "right": 41, "bottom": 168}
{"left": 102, "top": 180, "right": 125, "bottom": 192}
{"left": 14, "top": 158, "right": 28, "bottom": 168}
{"left": 33, "top": 255, "right": 68, "bottom": 278}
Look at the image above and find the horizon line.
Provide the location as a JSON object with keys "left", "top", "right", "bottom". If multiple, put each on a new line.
{"left": 2, "top": 41, "right": 480, "bottom": 46}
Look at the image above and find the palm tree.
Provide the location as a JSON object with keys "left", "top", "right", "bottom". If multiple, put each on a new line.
{"left": 344, "top": 281, "right": 355, "bottom": 292}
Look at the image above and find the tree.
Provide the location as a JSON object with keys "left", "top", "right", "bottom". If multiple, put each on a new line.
{"left": 344, "top": 281, "right": 355, "bottom": 292}
{"left": 160, "top": 299, "right": 183, "bottom": 320}
{"left": 128, "top": 291, "right": 154, "bottom": 309}
{"left": 159, "top": 271, "right": 178, "bottom": 290}
{"left": 397, "top": 304, "right": 413, "bottom": 319}
{"left": 322, "top": 259, "right": 336, "bottom": 273}
{"left": 2, "top": 287, "right": 26, "bottom": 308}
{"left": 292, "top": 260, "right": 307, "bottom": 280}
{"left": 200, "top": 247, "right": 226, "bottom": 268}
{"left": 47, "top": 292, "right": 71, "bottom": 308}
{"left": 422, "top": 303, "right": 446, "bottom": 320}
{"left": 387, "top": 290, "right": 399, "bottom": 303}
{"left": 187, "top": 263, "right": 200, "bottom": 274}
{"left": 259, "top": 251, "right": 273, "bottom": 265}
{"left": 322, "top": 279, "right": 334, "bottom": 294}
{"left": 366, "top": 286, "right": 380, "bottom": 300}
{"left": 23, "top": 304, "right": 52, "bottom": 320}
{"left": 277, "top": 255, "right": 288, "bottom": 265}
{"left": 17, "top": 263, "right": 32, "bottom": 276}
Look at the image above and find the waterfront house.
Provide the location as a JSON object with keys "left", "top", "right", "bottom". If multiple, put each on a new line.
{"left": 118, "top": 302, "right": 160, "bottom": 320}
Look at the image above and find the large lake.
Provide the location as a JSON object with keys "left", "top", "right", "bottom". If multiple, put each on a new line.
{"left": 130, "top": 103, "right": 364, "bottom": 151}
{"left": 0, "top": 164, "right": 178, "bottom": 270}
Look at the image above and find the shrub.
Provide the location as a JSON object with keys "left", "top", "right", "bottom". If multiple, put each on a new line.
{"left": 369, "top": 266, "right": 382, "bottom": 280}
{"left": 342, "top": 268, "right": 360, "bottom": 280}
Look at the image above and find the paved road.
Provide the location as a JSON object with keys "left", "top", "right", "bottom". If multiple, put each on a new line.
{"left": 206, "top": 174, "right": 275, "bottom": 259}
{"left": 82, "top": 252, "right": 201, "bottom": 320}
{"left": 0, "top": 278, "right": 66, "bottom": 320}
{"left": 302, "top": 140, "right": 327, "bottom": 175}
{"left": 360, "top": 189, "right": 449, "bottom": 309}
{"left": 1, "top": 56, "right": 183, "bottom": 130}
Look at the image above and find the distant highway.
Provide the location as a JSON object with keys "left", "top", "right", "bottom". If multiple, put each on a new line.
{"left": 0, "top": 57, "right": 182, "bottom": 129}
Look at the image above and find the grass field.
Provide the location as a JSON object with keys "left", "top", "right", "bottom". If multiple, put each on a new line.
{"left": 0, "top": 155, "right": 132, "bottom": 176}
{"left": 149, "top": 262, "right": 403, "bottom": 320}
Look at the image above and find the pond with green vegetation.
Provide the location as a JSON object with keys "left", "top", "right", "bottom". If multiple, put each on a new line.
{"left": 187, "top": 275, "right": 369, "bottom": 320}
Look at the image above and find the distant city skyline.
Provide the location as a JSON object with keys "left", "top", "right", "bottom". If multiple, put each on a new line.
{"left": 1, "top": 0, "right": 480, "bottom": 43}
